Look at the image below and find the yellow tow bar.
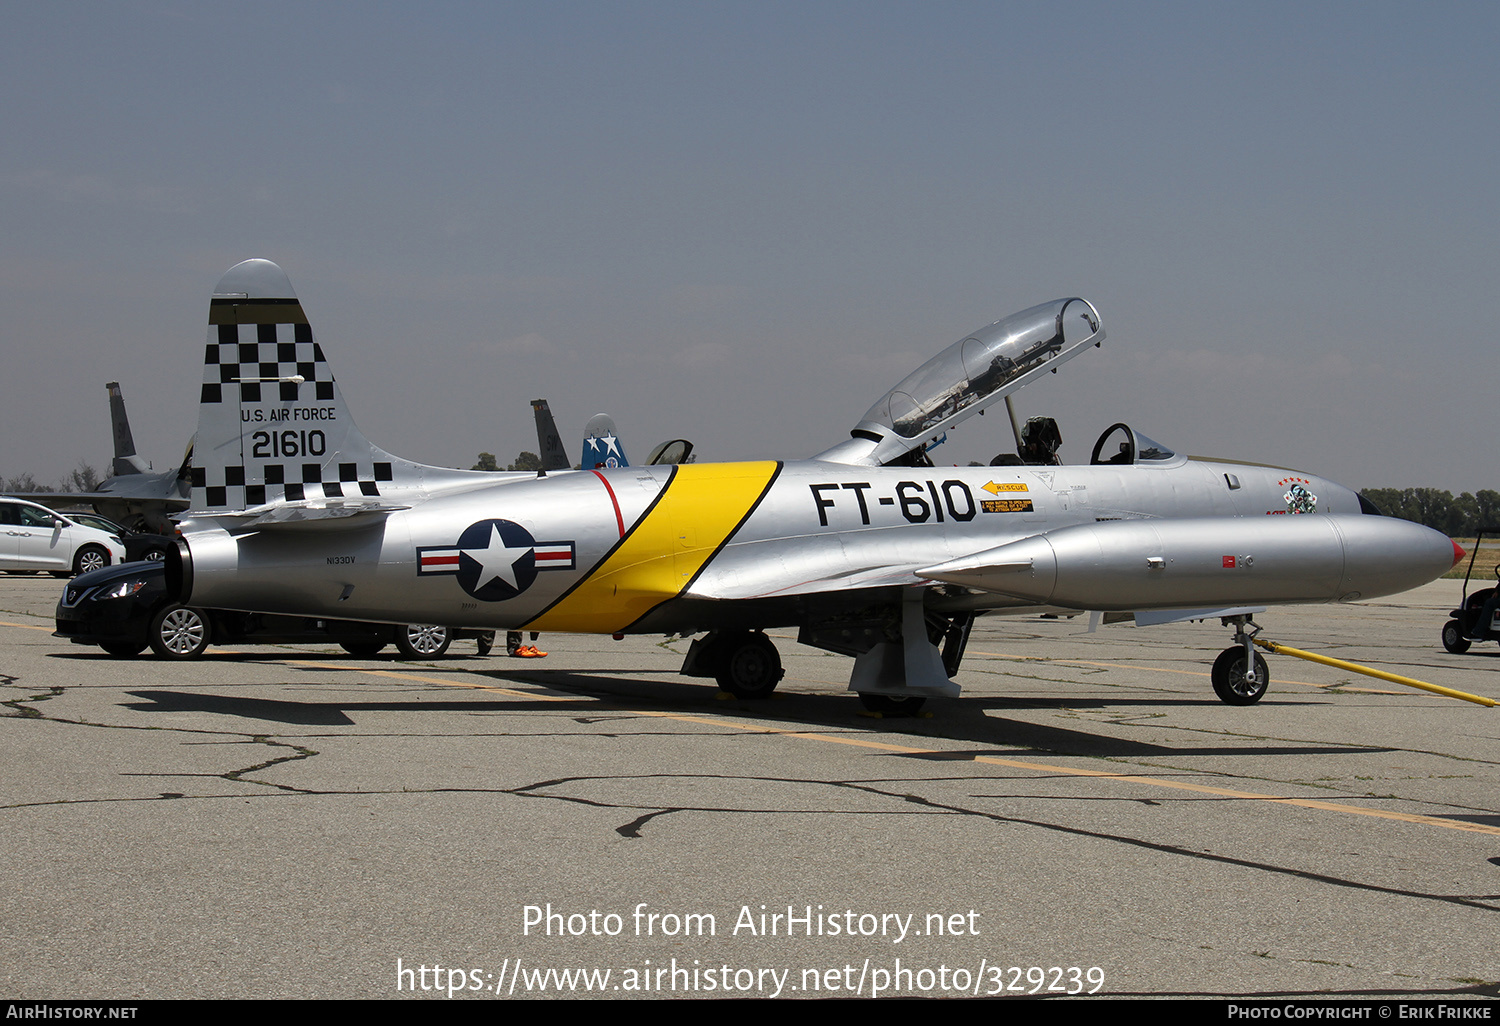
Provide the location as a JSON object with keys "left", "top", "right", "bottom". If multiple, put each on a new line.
{"left": 1253, "top": 638, "right": 1495, "bottom": 708}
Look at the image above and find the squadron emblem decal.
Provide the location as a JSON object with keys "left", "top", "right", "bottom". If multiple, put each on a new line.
{"left": 1277, "top": 478, "right": 1318, "bottom": 515}
{"left": 417, "top": 519, "right": 575, "bottom": 601}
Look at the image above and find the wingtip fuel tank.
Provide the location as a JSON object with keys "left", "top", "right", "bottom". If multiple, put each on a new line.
{"left": 917, "top": 514, "right": 1461, "bottom": 610}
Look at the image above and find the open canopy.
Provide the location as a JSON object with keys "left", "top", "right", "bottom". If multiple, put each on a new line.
{"left": 817, "top": 297, "right": 1103, "bottom": 466}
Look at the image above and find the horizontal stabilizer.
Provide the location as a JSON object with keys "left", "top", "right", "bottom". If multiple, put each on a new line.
{"left": 185, "top": 500, "right": 409, "bottom": 532}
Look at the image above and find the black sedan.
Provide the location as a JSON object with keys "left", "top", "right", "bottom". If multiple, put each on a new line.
{"left": 55, "top": 561, "right": 493, "bottom": 660}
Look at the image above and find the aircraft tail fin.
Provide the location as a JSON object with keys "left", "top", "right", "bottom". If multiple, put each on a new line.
{"left": 531, "top": 399, "right": 571, "bottom": 471}
{"left": 581, "top": 413, "right": 629, "bottom": 470}
{"left": 106, "top": 382, "right": 150, "bottom": 476}
{"left": 191, "top": 259, "right": 474, "bottom": 511}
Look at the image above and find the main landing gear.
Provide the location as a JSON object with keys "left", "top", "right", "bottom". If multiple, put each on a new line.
{"left": 682, "top": 630, "right": 785, "bottom": 699}
{"left": 1212, "top": 615, "right": 1270, "bottom": 705}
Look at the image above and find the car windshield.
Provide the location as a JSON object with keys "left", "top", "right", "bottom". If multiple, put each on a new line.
{"left": 68, "top": 513, "right": 124, "bottom": 532}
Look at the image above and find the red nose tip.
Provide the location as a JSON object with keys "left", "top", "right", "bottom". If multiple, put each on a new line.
{"left": 1452, "top": 540, "right": 1467, "bottom": 567}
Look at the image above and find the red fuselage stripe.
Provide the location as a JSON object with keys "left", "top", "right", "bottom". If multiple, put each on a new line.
{"left": 592, "top": 470, "right": 625, "bottom": 537}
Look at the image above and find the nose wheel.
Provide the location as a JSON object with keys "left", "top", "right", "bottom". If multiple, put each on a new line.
{"left": 1212, "top": 615, "right": 1270, "bottom": 705}
{"left": 1211, "top": 646, "right": 1269, "bottom": 704}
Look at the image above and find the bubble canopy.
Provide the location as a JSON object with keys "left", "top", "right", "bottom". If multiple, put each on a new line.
{"left": 865, "top": 298, "right": 1102, "bottom": 440}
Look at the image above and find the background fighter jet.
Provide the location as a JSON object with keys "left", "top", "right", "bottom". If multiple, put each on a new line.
{"left": 169, "top": 260, "right": 1461, "bottom": 713}
{"left": 16, "top": 382, "right": 191, "bottom": 532}
{"left": 536, "top": 397, "right": 689, "bottom": 472}
{"left": 529, "top": 399, "right": 571, "bottom": 473}
{"left": 581, "top": 413, "right": 629, "bottom": 470}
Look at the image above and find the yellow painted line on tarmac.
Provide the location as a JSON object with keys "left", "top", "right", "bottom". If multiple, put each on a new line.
{"left": 280, "top": 659, "right": 575, "bottom": 702}
{"left": 0, "top": 621, "right": 55, "bottom": 632}
{"left": 13, "top": 620, "right": 1476, "bottom": 835}
{"left": 621, "top": 710, "right": 1500, "bottom": 837}
{"left": 285, "top": 656, "right": 1500, "bottom": 839}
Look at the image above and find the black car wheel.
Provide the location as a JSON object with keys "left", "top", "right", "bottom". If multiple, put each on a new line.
{"left": 72, "top": 545, "right": 110, "bottom": 576}
{"left": 100, "top": 640, "right": 146, "bottom": 657}
{"left": 149, "top": 605, "right": 212, "bottom": 659}
{"left": 340, "top": 640, "right": 386, "bottom": 657}
{"left": 395, "top": 624, "right": 451, "bottom": 659}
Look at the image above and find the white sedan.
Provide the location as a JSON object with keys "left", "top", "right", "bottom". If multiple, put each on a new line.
{"left": 0, "top": 497, "right": 127, "bottom": 576}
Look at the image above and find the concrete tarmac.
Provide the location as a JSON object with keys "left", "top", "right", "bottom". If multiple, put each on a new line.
{"left": 1, "top": 573, "right": 1497, "bottom": 1000}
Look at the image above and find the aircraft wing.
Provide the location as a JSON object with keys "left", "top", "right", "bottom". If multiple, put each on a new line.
{"left": 12, "top": 490, "right": 129, "bottom": 506}
{"left": 688, "top": 558, "right": 932, "bottom": 601}
{"left": 183, "top": 499, "right": 411, "bottom": 531}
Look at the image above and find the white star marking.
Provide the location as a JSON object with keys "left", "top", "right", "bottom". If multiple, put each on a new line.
{"left": 463, "top": 524, "right": 533, "bottom": 592}
{"left": 600, "top": 432, "right": 620, "bottom": 457}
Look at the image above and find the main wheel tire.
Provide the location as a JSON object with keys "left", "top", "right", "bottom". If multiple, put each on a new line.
{"left": 475, "top": 631, "right": 496, "bottom": 656}
{"left": 858, "top": 693, "right": 927, "bottom": 716}
{"left": 72, "top": 545, "right": 110, "bottom": 576}
{"left": 714, "top": 631, "right": 783, "bottom": 699}
{"left": 340, "top": 640, "right": 386, "bottom": 657}
{"left": 1441, "top": 620, "right": 1472, "bottom": 654}
{"left": 1211, "top": 647, "right": 1269, "bottom": 705}
{"left": 100, "top": 640, "right": 146, "bottom": 657}
{"left": 395, "top": 624, "right": 451, "bottom": 659}
{"left": 149, "top": 605, "right": 211, "bottom": 660}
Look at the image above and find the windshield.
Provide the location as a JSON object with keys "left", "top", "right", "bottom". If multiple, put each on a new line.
{"left": 68, "top": 513, "right": 124, "bottom": 532}
{"left": 863, "top": 298, "right": 1102, "bottom": 439}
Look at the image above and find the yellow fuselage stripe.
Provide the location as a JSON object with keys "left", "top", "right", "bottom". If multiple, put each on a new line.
{"left": 527, "top": 461, "right": 780, "bottom": 633}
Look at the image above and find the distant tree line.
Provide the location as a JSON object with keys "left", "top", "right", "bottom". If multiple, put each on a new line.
{"left": 1361, "top": 488, "right": 1500, "bottom": 536}
{"left": 470, "top": 451, "right": 543, "bottom": 472}
{"left": 1, "top": 461, "right": 102, "bottom": 494}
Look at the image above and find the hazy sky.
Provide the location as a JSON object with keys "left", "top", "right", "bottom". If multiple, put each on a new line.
{"left": 3, "top": 2, "right": 1495, "bottom": 494}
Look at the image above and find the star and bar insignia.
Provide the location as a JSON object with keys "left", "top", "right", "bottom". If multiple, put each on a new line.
{"left": 417, "top": 519, "right": 575, "bottom": 601}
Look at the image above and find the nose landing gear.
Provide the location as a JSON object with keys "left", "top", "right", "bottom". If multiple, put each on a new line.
{"left": 1212, "top": 615, "right": 1269, "bottom": 705}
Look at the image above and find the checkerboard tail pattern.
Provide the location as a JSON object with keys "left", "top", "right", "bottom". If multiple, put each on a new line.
{"left": 191, "top": 297, "right": 402, "bottom": 510}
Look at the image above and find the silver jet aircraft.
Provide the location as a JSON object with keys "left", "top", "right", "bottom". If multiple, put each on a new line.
{"left": 168, "top": 260, "right": 1461, "bottom": 713}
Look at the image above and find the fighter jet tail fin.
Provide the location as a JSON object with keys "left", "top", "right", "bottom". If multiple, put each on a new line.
{"left": 581, "top": 413, "right": 630, "bottom": 470}
{"left": 106, "top": 382, "right": 150, "bottom": 476}
{"left": 190, "top": 259, "right": 478, "bottom": 512}
{"left": 531, "top": 399, "right": 571, "bottom": 471}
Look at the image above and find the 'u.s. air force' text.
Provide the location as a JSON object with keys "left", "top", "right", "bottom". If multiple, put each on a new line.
{"left": 241, "top": 405, "right": 339, "bottom": 422}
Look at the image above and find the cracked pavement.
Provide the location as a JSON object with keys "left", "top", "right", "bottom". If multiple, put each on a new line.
{"left": 2, "top": 575, "right": 1498, "bottom": 999}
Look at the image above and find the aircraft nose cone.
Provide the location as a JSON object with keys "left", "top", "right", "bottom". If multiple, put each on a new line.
{"left": 1452, "top": 540, "right": 1467, "bottom": 567}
